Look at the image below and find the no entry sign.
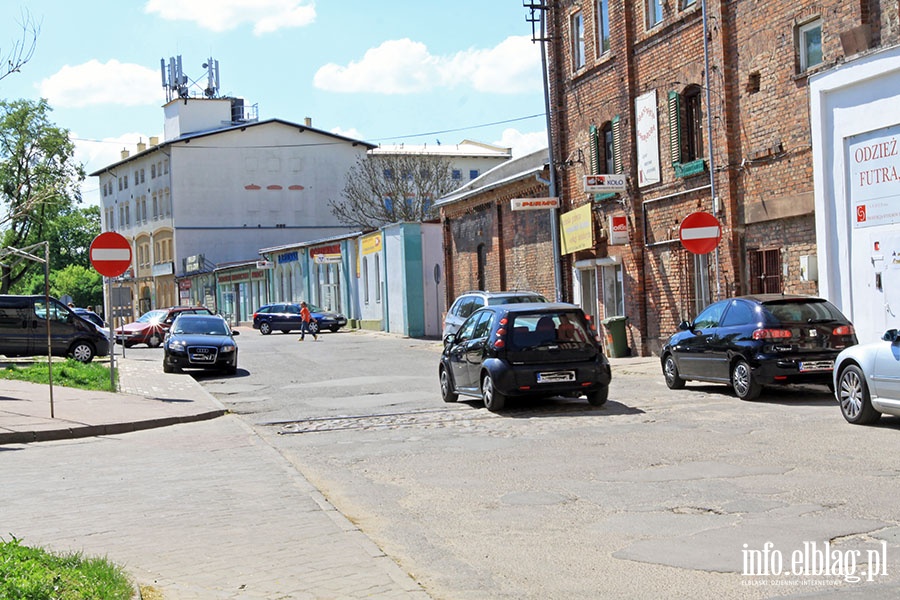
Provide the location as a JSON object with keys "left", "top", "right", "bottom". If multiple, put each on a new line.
{"left": 679, "top": 211, "right": 721, "bottom": 254}
{"left": 90, "top": 232, "right": 133, "bottom": 277}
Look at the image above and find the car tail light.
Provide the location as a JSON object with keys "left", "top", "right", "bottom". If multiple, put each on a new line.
{"left": 752, "top": 328, "right": 792, "bottom": 340}
{"left": 832, "top": 325, "right": 855, "bottom": 336}
{"left": 494, "top": 326, "right": 506, "bottom": 349}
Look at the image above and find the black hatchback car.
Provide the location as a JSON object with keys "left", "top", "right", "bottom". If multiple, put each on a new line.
{"left": 660, "top": 294, "right": 857, "bottom": 400}
{"left": 439, "top": 303, "right": 612, "bottom": 411}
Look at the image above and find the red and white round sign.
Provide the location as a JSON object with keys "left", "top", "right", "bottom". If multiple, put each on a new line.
{"left": 679, "top": 211, "right": 721, "bottom": 255}
{"left": 90, "top": 232, "right": 133, "bottom": 277}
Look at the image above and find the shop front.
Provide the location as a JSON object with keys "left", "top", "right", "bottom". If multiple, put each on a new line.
{"left": 215, "top": 261, "right": 270, "bottom": 326}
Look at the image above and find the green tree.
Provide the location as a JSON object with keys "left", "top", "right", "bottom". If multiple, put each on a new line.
{"left": 329, "top": 153, "right": 458, "bottom": 229}
{"left": 0, "top": 98, "right": 84, "bottom": 292}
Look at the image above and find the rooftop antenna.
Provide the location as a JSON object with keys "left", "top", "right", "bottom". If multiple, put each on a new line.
{"left": 202, "top": 57, "right": 220, "bottom": 98}
{"left": 160, "top": 54, "right": 220, "bottom": 101}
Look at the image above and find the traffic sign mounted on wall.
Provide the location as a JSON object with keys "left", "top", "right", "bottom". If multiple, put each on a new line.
{"left": 679, "top": 211, "right": 722, "bottom": 255}
{"left": 89, "top": 232, "right": 133, "bottom": 277}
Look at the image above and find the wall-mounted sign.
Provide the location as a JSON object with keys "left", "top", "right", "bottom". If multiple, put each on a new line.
{"left": 584, "top": 175, "right": 627, "bottom": 193}
{"left": 314, "top": 254, "right": 342, "bottom": 264}
{"left": 256, "top": 260, "right": 274, "bottom": 269}
{"left": 560, "top": 203, "right": 593, "bottom": 254}
{"left": 609, "top": 215, "right": 629, "bottom": 245}
{"left": 635, "top": 90, "right": 661, "bottom": 187}
{"left": 511, "top": 197, "right": 559, "bottom": 211}
{"left": 362, "top": 233, "right": 382, "bottom": 255}
{"left": 278, "top": 251, "right": 299, "bottom": 264}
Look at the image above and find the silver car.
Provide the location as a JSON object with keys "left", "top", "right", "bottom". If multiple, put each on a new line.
{"left": 833, "top": 329, "right": 900, "bottom": 424}
{"left": 443, "top": 290, "right": 548, "bottom": 338}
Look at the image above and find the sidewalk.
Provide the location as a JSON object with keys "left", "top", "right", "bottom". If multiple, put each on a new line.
{"left": 0, "top": 351, "right": 431, "bottom": 599}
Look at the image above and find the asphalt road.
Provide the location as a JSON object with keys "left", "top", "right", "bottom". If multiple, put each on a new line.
{"left": 197, "top": 327, "right": 900, "bottom": 599}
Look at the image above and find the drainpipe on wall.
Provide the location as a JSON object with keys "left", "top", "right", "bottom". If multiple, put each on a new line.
{"left": 540, "top": 7, "right": 563, "bottom": 302}
{"left": 702, "top": 0, "right": 721, "bottom": 301}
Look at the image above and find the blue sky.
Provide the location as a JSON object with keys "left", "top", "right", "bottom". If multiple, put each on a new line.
{"left": 0, "top": 1, "right": 549, "bottom": 206}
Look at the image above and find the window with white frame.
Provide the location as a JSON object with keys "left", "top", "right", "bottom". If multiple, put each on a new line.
{"left": 596, "top": 0, "right": 610, "bottom": 55}
{"left": 571, "top": 11, "right": 585, "bottom": 70}
{"left": 601, "top": 263, "right": 624, "bottom": 317}
{"left": 374, "top": 254, "right": 381, "bottom": 302}
{"left": 798, "top": 19, "right": 822, "bottom": 72}
{"left": 682, "top": 0, "right": 696, "bottom": 7}
{"left": 646, "top": 0, "right": 663, "bottom": 29}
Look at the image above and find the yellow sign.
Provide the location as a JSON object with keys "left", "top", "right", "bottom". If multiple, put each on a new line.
{"left": 361, "top": 233, "right": 382, "bottom": 255}
{"left": 560, "top": 203, "right": 593, "bottom": 254}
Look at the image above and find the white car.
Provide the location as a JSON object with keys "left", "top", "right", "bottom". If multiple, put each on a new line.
{"left": 833, "top": 329, "right": 900, "bottom": 424}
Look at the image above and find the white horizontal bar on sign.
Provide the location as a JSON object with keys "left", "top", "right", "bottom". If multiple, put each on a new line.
{"left": 681, "top": 226, "right": 720, "bottom": 240}
{"left": 91, "top": 248, "right": 131, "bottom": 260}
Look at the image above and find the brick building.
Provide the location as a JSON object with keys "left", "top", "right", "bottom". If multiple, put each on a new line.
{"left": 436, "top": 149, "right": 557, "bottom": 305}
{"left": 541, "top": 0, "right": 900, "bottom": 355}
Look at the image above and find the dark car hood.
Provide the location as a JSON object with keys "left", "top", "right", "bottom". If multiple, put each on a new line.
{"left": 168, "top": 333, "right": 235, "bottom": 345}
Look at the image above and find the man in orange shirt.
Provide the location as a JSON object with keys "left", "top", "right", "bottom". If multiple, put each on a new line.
{"left": 298, "top": 301, "right": 318, "bottom": 341}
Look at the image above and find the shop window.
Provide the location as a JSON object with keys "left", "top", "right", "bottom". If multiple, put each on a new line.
{"left": 601, "top": 263, "right": 624, "bottom": 317}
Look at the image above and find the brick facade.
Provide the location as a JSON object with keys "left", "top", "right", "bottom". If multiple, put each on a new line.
{"left": 545, "top": 0, "right": 900, "bottom": 355}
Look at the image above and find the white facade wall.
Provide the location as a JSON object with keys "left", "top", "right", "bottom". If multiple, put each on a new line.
{"left": 811, "top": 45, "right": 900, "bottom": 343}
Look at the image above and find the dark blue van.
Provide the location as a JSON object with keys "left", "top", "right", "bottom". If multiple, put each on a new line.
{"left": 0, "top": 295, "right": 110, "bottom": 362}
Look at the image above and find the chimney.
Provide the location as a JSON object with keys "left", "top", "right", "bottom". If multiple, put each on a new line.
{"left": 120, "top": 148, "right": 130, "bottom": 159}
{"left": 149, "top": 136, "right": 159, "bottom": 146}
{"left": 137, "top": 139, "right": 147, "bottom": 152}
{"left": 304, "top": 117, "right": 312, "bottom": 127}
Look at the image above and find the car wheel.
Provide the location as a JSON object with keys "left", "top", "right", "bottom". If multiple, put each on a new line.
{"left": 309, "top": 320, "right": 320, "bottom": 335}
{"left": 70, "top": 341, "right": 95, "bottom": 363}
{"left": 586, "top": 385, "right": 609, "bottom": 406}
{"left": 838, "top": 364, "right": 881, "bottom": 425}
{"left": 259, "top": 322, "right": 272, "bottom": 335}
{"left": 663, "top": 354, "right": 686, "bottom": 389}
{"left": 439, "top": 366, "right": 458, "bottom": 403}
{"left": 731, "top": 359, "right": 762, "bottom": 400}
{"left": 148, "top": 334, "right": 162, "bottom": 348}
{"left": 482, "top": 372, "right": 506, "bottom": 411}
{"left": 330, "top": 326, "right": 340, "bottom": 332}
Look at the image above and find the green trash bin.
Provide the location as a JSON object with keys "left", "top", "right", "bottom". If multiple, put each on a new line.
{"left": 601, "top": 315, "right": 629, "bottom": 358}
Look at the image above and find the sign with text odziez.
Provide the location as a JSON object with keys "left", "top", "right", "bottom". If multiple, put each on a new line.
{"left": 848, "top": 125, "right": 900, "bottom": 229}
{"left": 609, "top": 215, "right": 629, "bottom": 245}
{"left": 584, "top": 175, "right": 626, "bottom": 193}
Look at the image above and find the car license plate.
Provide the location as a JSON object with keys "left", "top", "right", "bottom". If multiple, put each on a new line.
{"left": 799, "top": 360, "right": 833, "bottom": 372}
{"left": 191, "top": 353, "right": 214, "bottom": 362}
{"left": 537, "top": 370, "right": 575, "bottom": 383}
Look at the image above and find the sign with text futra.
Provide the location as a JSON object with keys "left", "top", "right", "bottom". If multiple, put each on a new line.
{"left": 849, "top": 124, "right": 900, "bottom": 228}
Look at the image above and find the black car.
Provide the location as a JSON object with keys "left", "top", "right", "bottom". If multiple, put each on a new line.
{"left": 163, "top": 314, "right": 239, "bottom": 375}
{"left": 0, "top": 295, "right": 109, "bottom": 362}
{"left": 660, "top": 294, "right": 857, "bottom": 400}
{"left": 439, "top": 302, "right": 612, "bottom": 411}
{"left": 251, "top": 302, "right": 347, "bottom": 335}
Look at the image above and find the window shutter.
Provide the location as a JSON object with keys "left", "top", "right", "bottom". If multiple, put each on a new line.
{"left": 611, "top": 115, "right": 623, "bottom": 174}
{"left": 668, "top": 91, "right": 682, "bottom": 165}
{"left": 589, "top": 125, "right": 600, "bottom": 174}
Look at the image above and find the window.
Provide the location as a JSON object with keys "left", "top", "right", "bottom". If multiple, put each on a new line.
{"left": 668, "top": 86, "right": 705, "bottom": 175}
{"left": 682, "top": 0, "right": 696, "bottom": 7}
{"left": 601, "top": 263, "right": 624, "bottom": 317}
{"left": 749, "top": 248, "right": 783, "bottom": 294}
{"left": 363, "top": 258, "right": 369, "bottom": 304}
{"left": 151, "top": 164, "right": 156, "bottom": 179}
{"left": 721, "top": 300, "right": 754, "bottom": 328}
{"left": 571, "top": 11, "right": 585, "bottom": 70}
{"left": 798, "top": 19, "right": 822, "bottom": 72}
{"left": 646, "top": 0, "right": 663, "bottom": 28}
{"left": 692, "top": 300, "right": 726, "bottom": 330}
{"left": 374, "top": 254, "right": 381, "bottom": 302}
{"left": 469, "top": 169, "right": 479, "bottom": 180}
{"left": 452, "top": 169, "right": 462, "bottom": 180}
{"left": 589, "top": 117, "right": 623, "bottom": 175}
{"left": 596, "top": 0, "right": 610, "bottom": 54}
{"left": 383, "top": 169, "right": 393, "bottom": 180}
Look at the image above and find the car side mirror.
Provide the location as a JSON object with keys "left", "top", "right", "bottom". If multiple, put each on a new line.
{"left": 678, "top": 320, "right": 693, "bottom": 332}
{"left": 231, "top": 330, "right": 240, "bottom": 336}
{"left": 883, "top": 329, "right": 899, "bottom": 343}
{"left": 443, "top": 333, "right": 456, "bottom": 347}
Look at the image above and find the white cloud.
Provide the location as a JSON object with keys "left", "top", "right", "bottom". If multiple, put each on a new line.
{"left": 495, "top": 128, "right": 548, "bottom": 158}
{"left": 314, "top": 35, "right": 542, "bottom": 95}
{"left": 40, "top": 60, "right": 162, "bottom": 108}
{"left": 330, "top": 126, "right": 365, "bottom": 141}
{"left": 144, "top": 0, "right": 315, "bottom": 35}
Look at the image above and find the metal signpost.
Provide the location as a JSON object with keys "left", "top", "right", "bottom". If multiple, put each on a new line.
{"left": 89, "top": 232, "right": 133, "bottom": 391}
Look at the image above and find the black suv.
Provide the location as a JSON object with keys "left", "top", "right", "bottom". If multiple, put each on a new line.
{"left": 661, "top": 294, "right": 857, "bottom": 400}
{"left": 439, "top": 302, "right": 612, "bottom": 411}
{"left": 443, "top": 290, "right": 548, "bottom": 337}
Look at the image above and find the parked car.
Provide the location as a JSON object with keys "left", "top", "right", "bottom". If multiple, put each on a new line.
{"left": 661, "top": 294, "right": 857, "bottom": 400}
{"left": 73, "top": 307, "right": 110, "bottom": 338}
{"left": 251, "top": 302, "right": 347, "bottom": 335}
{"left": 162, "top": 313, "right": 239, "bottom": 374}
{"left": 439, "top": 302, "right": 611, "bottom": 411}
{"left": 0, "top": 295, "right": 109, "bottom": 362}
{"left": 443, "top": 290, "right": 548, "bottom": 337}
{"left": 117, "top": 306, "right": 213, "bottom": 348}
{"left": 833, "top": 328, "right": 900, "bottom": 424}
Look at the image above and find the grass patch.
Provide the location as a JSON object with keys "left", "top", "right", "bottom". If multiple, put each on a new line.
{"left": 1, "top": 359, "right": 117, "bottom": 392}
{"left": 0, "top": 536, "right": 134, "bottom": 599}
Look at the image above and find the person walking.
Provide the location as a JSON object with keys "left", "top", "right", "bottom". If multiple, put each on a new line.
{"left": 298, "top": 301, "right": 318, "bottom": 341}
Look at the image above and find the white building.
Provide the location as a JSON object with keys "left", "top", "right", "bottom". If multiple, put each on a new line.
{"left": 810, "top": 45, "right": 900, "bottom": 343}
{"left": 91, "top": 96, "right": 374, "bottom": 318}
{"left": 370, "top": 139, "right": 512, "bottom": 184}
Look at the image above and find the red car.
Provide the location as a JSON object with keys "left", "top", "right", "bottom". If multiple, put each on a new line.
{"left": 116, "top": 306, "right": 213, "bottom": 348}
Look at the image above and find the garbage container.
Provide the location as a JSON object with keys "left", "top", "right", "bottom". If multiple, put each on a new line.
{"left": 601, "top": 315, "right": 629, "bottom": 358}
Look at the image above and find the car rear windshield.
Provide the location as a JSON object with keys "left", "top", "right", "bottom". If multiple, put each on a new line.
{"left": 763, "top": 299, "right": 847, "bottom": 324}
{"left": 487, "top": 294, "right": 547, "bottom": 306}
{"left": 507, "top": 311, "right": 593, "bottom": 348}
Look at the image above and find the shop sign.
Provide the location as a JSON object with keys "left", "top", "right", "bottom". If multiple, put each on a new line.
{"left": 609, "top": 215, "right": 629, "bottom": 245}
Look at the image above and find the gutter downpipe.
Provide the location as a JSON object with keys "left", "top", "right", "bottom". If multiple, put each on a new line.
{"left": 702, "top": 0, "right": 721, "bottom": 300}
{"left": 541, "top": 8, "right": 564, "bottom": 302}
